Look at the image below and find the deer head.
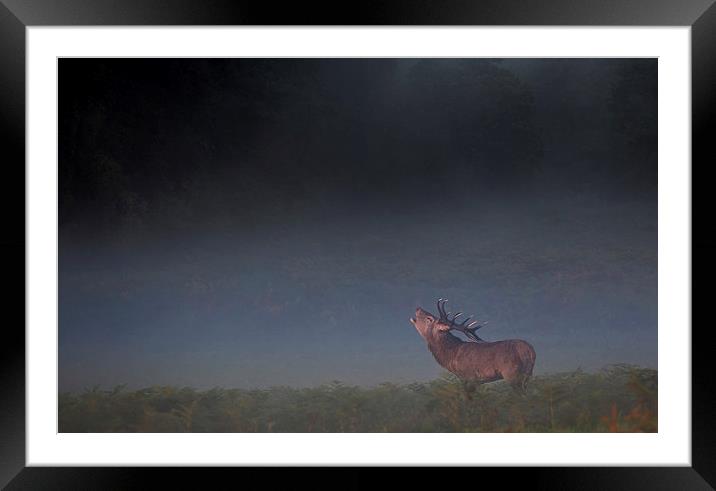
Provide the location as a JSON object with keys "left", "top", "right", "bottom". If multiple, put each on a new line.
{"left": 410, "top": 298, "right": 487, "bottom": 342}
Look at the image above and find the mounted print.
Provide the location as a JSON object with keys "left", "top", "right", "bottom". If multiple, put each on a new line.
{"left": 58, "top": 58, "right": 657, "bottom": 433}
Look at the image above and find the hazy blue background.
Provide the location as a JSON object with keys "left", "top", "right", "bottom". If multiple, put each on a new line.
{"left": 58, "top": 59, "right": 657, "bottom": 391}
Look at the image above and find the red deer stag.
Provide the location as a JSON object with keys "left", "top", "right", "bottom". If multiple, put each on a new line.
{"left": 410, "top": 299, "right": 536, "bottom": 393}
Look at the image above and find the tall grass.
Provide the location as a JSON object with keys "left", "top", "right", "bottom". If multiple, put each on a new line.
{"left": 58, "top": 364, "right": 656, "bottom": 433}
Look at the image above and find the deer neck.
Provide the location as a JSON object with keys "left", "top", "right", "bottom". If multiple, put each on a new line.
{"left": 425, "top": 332, "right": 463, "bottom": 369}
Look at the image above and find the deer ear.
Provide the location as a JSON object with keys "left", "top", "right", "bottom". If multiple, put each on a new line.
{"left": 435, "top": 321, "right": 451, "bottom": 332}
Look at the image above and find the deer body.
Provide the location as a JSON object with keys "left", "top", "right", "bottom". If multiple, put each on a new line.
{"left": 411, "top": 302, "right": 536, "bottom": 390}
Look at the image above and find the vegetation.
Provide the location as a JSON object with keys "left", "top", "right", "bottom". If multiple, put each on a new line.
{"left": 59, "top": 364, "right": 656, "bottom": 433}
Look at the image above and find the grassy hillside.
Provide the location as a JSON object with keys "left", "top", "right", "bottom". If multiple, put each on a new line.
{"left": 58, "top": 364, "right": 656, "bottom": 433}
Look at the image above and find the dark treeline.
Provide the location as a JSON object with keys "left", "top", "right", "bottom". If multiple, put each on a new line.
{"left": 59, "top": 365, "right": 656, "bottom": 433}
{"left": 59, "top": 59, "right": 656, "bottom": 238}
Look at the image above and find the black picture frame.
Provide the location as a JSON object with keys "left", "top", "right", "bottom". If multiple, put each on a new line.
{"left": 1, "top": 1, "right": 713, "bottom": 488}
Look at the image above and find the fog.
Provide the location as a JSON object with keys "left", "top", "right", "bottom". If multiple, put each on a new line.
{"left": 58, "top": 58, "right": 656, "bottom": 391}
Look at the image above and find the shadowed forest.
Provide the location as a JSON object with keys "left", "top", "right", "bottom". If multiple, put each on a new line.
{"left": 59, "top": 364, "right": 656, "bottom": 433}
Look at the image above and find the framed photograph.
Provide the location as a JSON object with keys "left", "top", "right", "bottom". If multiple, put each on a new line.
{"left": 2, "top": 0, "right": 712, "bottom": 488}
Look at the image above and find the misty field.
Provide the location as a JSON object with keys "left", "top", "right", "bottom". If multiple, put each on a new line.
{"left": 58, "top": 364, "right": 656, "bottom": 433}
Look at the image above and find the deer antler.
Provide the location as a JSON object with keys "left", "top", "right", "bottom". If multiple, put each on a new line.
{"left": 436, "top": 298, "right": 487, "bottom": 342}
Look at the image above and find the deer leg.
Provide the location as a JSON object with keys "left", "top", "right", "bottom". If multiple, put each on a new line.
{"left": 461, "top": 379, "right": 477, "bottom": 400}
{"left": 503, "top": 372, "right": 529, "bottom": 397}
{"left": 511, "top": 375, "right": 529, "bottom": 397}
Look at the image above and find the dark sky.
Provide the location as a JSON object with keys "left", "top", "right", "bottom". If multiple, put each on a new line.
{"left": 58, "top": 58, "right": 657, "bottom": 391}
